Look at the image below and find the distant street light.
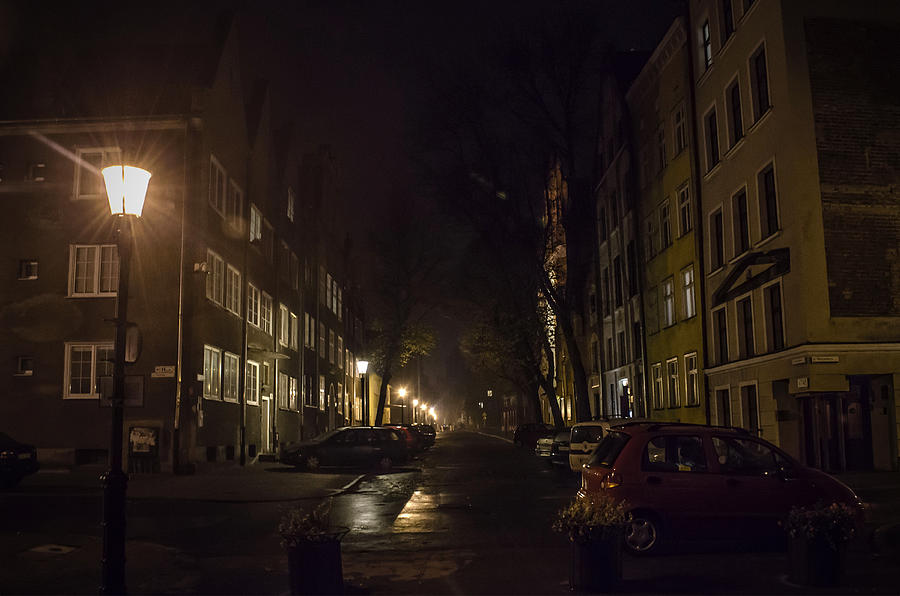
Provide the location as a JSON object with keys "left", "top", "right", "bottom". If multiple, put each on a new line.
{"left": 100, "top": 164, "right": 151, "bottom": 595}
{"left": 356, "top": 360, "right": 369, "bottom": 425}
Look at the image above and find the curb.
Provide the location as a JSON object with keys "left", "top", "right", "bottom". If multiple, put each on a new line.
{"left": 477, "top": 431, "right": 514, "bottom": 444}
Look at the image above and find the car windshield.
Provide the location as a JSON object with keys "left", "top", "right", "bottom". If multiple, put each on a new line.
{"left": 571, "top": 426, "right": 604, "bottom": 443}
{"left": 588, "top": 431, "right": 630, "bottom": 467}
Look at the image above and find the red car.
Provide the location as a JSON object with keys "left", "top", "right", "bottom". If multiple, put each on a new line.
{"left": 579, "top": 422, "right": 864, "bottom": 554}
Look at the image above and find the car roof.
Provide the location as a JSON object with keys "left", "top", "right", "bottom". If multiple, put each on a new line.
{"left": 610, "top": 421, "right": 752, "bottom": 435}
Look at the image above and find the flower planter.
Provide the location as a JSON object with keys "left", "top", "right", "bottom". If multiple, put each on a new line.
{"left": 286, "top": 527, "right": 349, "bottom": 595}
{"left": 569, "top": 529, "right": 624, "bottom": 593}
{"left": 788, "top": 535, "right": 846, "bottom": 587}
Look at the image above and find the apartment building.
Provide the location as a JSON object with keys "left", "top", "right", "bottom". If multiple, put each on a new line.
{"left": 0, "top": 17, "right": 365, "bottom": 471}
{"left": 689, "top": 0, "right": 900, "bottom": 470}
{"left": 627, "top": 18, "right": 707, "bottom": 425}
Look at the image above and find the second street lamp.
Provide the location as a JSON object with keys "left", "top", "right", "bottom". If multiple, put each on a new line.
{"left": 356, "top": 360, "right": 369, "bottom": 425}
{"left": 99, "top": 164, "right": 151, "bottom": 595}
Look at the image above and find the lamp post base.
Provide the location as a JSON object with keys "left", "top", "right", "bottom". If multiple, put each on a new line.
{"left": 100, "top": 467, "right": 128, "bottom": 594}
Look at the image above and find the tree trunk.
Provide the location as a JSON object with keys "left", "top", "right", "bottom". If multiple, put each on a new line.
{"left": 373, "top": 370, "right": 392, "bottom": 427}
{"left": 556, "top": 306, "right": 592, "bottom": 422}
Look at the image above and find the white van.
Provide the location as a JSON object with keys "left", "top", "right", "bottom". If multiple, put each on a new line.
{"left": 568, "top": 418, "right": 649, "bottom": 472}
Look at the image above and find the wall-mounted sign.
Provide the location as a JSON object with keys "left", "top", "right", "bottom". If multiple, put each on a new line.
{"left": 797, "top": 377, "right": 809, "bottom": 390}
{"left": 151, "top": 365, "right": 176, "bottom": 378}
{"left": 811, "top": 355, "right": 839, "bottom": 364}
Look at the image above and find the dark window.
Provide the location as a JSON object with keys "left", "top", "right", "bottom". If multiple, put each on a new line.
{"left": 758, "top": 164, "right": 779, "bottom": 237}
{"left": 765, "top": 283, "right": 784, "bottom": 351}
{"left": 613, "top": 257, "right": 623, "bottom": 308}
{"left": 733, "top": 190, "right": 750, "bottom": 254}
{"left": 18, "top": 259, "right": 38, "bottom": 280}
{"left": 705, "top": 109, "right": 719, "bottom": 170}
{"left": 606, "top": 338, "right": 614, "bottom": 370}
{"left": 711, "top": 210, "right": 724, "bottom": 270}
{"left": 591, "top": 340, "right": 600, "bottom": 373}
{"left": 737, "top": 296, "right": 754, "bottom": 358}
{"left": 751, "top": 46, "right": 771, "bottom": 120}
{"left": 601, "top": 268, "right": 611, "bottom": 317}
{"left": 642, "top": 435, "right": 707, "bottom": 472}
{"left": 598, "top": 206, "right": 607, "bottom": 243}
{"left": 741, "top": 385, "right": 760, "bottom": 435}
{"left": 714, "top": 308, "right": 728, "bottom": 364}
{"left": 729, "top": 82, "right": 743, "bottom": 145}
{"left": 617, "top": 331, "right": 626, "bottom": 366}
{"left": 633, "top": 322, "right": 642, "bottom": 358}
{"left": 722, "top": 0, "right": 735, "bottom": 42}
{"left": 627, "top": 241, "right": 638, "bottom": 296}
{"left": 702, "top": 20, "right": 712, "bottom": 69}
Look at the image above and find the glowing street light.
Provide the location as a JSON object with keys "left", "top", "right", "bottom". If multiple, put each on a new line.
{"left": 398, "top": 387, "right": 408, "bottom": 425}
{"left": 99, "top": 163, "right": 151, "bottom": 595}
{"left": 356, "top": 360, "right": 369, "bottom": 425}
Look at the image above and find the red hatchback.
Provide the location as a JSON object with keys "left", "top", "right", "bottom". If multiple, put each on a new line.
{"left": 579, "top": 422, "right": 864, "bottom": 554}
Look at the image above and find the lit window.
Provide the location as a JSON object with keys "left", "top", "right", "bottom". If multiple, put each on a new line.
{"left": 223, "top": 352, "right": 240, "bottom": 402}
{"left": 685, "top": 353, "right": 699, "bottom": 406}
{"left": 279, "top": 304, "right": 290, "bottom": 347}
{"left": 247, "top": 284, "right": 260, "bottom": 327}
{"left": 246, "top": 360, "right": 260, "bottom": 405}
{"left": 64, "top": 342, "right": 113, "bottom": 398}
{"left": 287, "top": 187, "right": 296, "bottom": 222}
{"left": 701, "top": 20, "right": 712, "bottom": 69}
{"left": 663, "top": 277, "right": 676, "bottom": 327}
{"left": 667, "top": 358, "right": 680, "bottom": 408}
{"left": 290, "top": 376, "right": 299, "bottom": 410}
{"left": 69, "top": 245, "right": 118, "bottom": 297}
{"left": 682, "top": 266, "right": 696, "bottom": 319}
{"left": 249, "top": 204, "right": 262, "bottom": 243}
{"left": 290, "top": 312, "right": 299, "bottom": 350}
{"left": 206, "top": 250, "right": 224, "bottom": 305}
{"left": 225, "top": 265, "right": 241, "bottom": 316}
{"left": 261, "top": 292, "right": 273, "bottom": 335}
{"left": 337, "top": 336, "right": 344, "bottom": 369}
{"left": 203, "top": 345, "right": 222, "bottom": 400}
{"left": 277, "top": 371, "right": 289, "bottom": 409}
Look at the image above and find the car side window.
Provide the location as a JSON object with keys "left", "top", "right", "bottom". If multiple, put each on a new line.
{"left": 642, "top": 435, "right": 707, "bottom": 472}
{"left": 333, "top": 430, "right": 355, "bottom": 444}
{"left": 712, "top": 436, "right": 778, "bottom": 475}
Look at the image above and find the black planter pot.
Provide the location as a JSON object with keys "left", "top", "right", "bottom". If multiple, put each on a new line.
{"left": 788, "top": 536, "right": 847, "bottom": 587}
{"left": 286, "top": 528, "right": 349, "bottom": 595}
{"left": 569, "top": 530, "right": 624, "bottom": 593}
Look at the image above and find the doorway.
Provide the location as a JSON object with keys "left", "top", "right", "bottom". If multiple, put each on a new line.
{"left": 261, "top": 396, "right": 272, "bottom": 453}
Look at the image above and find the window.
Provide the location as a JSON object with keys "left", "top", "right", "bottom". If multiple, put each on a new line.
{"left": 249, "top": 204, "right": 262, "bottom": 243}
{"left": 764, "top": 282, "right": 784, "bottom": 351}
{"left": 319, "top": 375, "right": 326, "bottom": 411}
{"left": 209, "top": 156, "right": 226, "bottom": 215}
{"left": 278, "top": 304, "right": 289, "bottom": 346}
{"left": 645, "top": 215, "right": 657, "bottom": 259}
{"left": 685, "top": 353, "right": 699, "bottom": 406}
{"left": 758, "top": 163, "right": 779, "bottom": 238}
{"left": 667, "top": 358, "right": 680, "bottom": 407}
{"left": 203, "top": 345, "right": 222, "bottom": 400}
{"left": 277, "top": 371, "right": 289, "bottom": 409}
{"left": 647, "top": 286, "right": 659, "bottom": 334}
{"left": 327, "top": 274, "right": 333, "bottom": 311}
{"left": 291, "top": 252, "right": 300, "bottom": 290}
{"left": 319, "top": 322, "right": 326, "bottom": 359}
{"left": 678, "top": 184, "right": 692, "bottom": 236}
{"left": 713, "top": 307, "right": 729, "bottom": 364}
{"left": 740, "top": 385, "right": 759, "bottom": 435}
{"left": 705, "top": 108, "right": 719, "bottom": 170}
{"left": 662, "top": 277, "right": 676, "bottom": 327}
{"left": 225, "top": 265, "right": 241, "bottom": 315}
{"left": 750, "top": 45, "right": 771, "bottom": 120}
{"left": 319, "top": 266, "right": 327, "bottom": 304}
{"left": 721, "top": 0, "right": 734, "bottom": 42}
{"left": 206, "top": 250, "right": 224, "bottom": 304}
{"left": 329, "top": 330, "right": 335, "bottom": 364}
{"left": 64, "top": 342, "right": 113, "bottom": 398}
{"left": 673, "top": 107, "right": 686, "bottom": 155}
{"left": 737, "top": 296, "right": 754, "bottom": 358}
{"left": 617, "top": 331, "right": 627, "bottom": 367}
{"left": 290, "top": 313, "right": 299, "bottom": 350}
{"left": 712, "top": 436, "right": 784, "bottom": 474}
{"left": 16, "top": 356, "right": 34, "bottom": 376}
{"left": 75, "top": 147, "right": 120, "bottom": 198}
{"left": 18, "top": 259, "right": 38, "bottom": 280}
{"left": 651, "top": 363, "right": 663, "bottom": 409}
{"left": 701, "top": 20, "right": 712, "bottom": 70}
{"left": 643, "top": 435, "right": 707, "bottom": 472}
{"left": 601, "top": 268, "right": 610, "bottom": 316}
{"left": 715, "top": 388, "right": 732, "bottom": 426}
{"left": 290, "top": 376, "right": 299, "bottom": 410}
{"left": 682, "top": 266, "right": 696, "bottom": 319}
{"left": 69, "top": 245, "right": 118, "bottom": 296}
{"left": 338, "top": 288, "right": 343, "bottom": 320}
{"left": 657, "top": 127, "right": 667, "bottom": 171}
{"left": 287, "top": 187, "right": 296, "bottom": 222}
{"left": 27, "top": 162, "right": 45, "bottom": 182}
{"left": 733, "top": 189, "right": 750, "bottom": 255}
{"left": 223, "top": 352, "right": 239, "bottom": 402}
{"left": 305, "top": 374, "right": 315, "bottom": 407}
{"left": 261, "top": 292, "right": 273, "bottom": 335}
{"left": 660, "top": 200, "right": 671, "bottom": 248}
{"left": 728, "top": 81, "right": 743, "bottom": 146}
{"left": 591, "top": 340, "right": 600, "bottom": 373}
{"left": 627, "top": 241, "right": 638, "bottom": 297}
{"left": 227, "top": 181, "right": 243, "bottom": 230}
{"left": 337, "top": 336, "right": 344, "bottom": 369}
{"left": 305, "top": 313, "right": 315, "bottom": 348}
{"left": 606, "top": 338, "right": 614, "bottom": 370}
{"left": 263, "top": 220, "right": 274, "bottom": 264}
{"left": 613, "top": 256, "right": 623, "bottom": 308}
{"left": 710, "top": 209, "right": 724, "bottom": 271}
{"left": 246, "top": 360, "right": 259, "bottom": 405}
{"left": 247, "top": 284, "right": 260, "bottom": 327}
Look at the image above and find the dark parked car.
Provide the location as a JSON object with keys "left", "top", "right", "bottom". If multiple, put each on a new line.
{"left": 410, "top": 423, "right": 436, "bottom": 448}
{"left": 513, "top": 423, "right": 554, "bottom": 449}
{"left": 579, "top": 422, "right": 864, "bottom": 554}
{"left": 281, "top": 427, "right": 408, "bottom": 471}
{"left": 0, "top": 432, "right": 39, "bottom": 488}
{"left": 549, "top": 430, "right": 571, "bottom": 469}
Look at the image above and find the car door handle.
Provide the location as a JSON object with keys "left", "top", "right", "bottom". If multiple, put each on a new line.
{"left": 726, "top": 478, "right": 740, "bottom": 488}
{"left": 646, "top": 476, "right": 662, "bottom": 485}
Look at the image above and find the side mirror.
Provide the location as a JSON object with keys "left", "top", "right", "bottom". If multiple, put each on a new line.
{"left": 778, "top": 464, "right": 798, "bottom": 481}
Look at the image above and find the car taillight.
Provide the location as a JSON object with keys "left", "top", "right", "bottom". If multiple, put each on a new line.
{"left": 600, "top": 472, "right": 622, "bottom": 489}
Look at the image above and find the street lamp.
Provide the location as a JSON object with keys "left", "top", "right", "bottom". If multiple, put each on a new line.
{"left": 356, "top": 360, "right": 369, "bottom": 425}
{"left": 429, "top": 406, "right": 436, "bottom": 422}
{"left": 412, "top": 398, "right": 418, "bottom": 423}
{"left": 100, "top": 164, "right": 151, "bottom": 595}
{"left": 398, "top": 387, "right": 407, "bottom": 425}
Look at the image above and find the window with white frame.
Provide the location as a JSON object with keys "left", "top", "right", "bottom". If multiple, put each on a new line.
{"left": 660, "top": 199, "right": 671, "bottom": 248}
{"left": 678, "top": 184, "right": 692, "bottom": 236}
{"left": 685, "top": 353, "right": 699, "bottom": 406}
{"left": 338, "top": 288, "right": 343, "bottom": 321}
{"left": 209, "top": 156, "right": 226, "bottom": 215}
{"left": 682, "top": 266, "right": 696, "bottom": 319}
{"left": 227, "top": 181, "right": 243, "bottom": 230}
{"left": 69, "top": 244, "right": 118, "bottom": 297}
{"left": 206, "top": 249, "right": 224, "bottom": 304}
{"left": 733, "top": 188, "right": 750, "bottom": 255}
{"left": 662, "top": 277, "right": 676, "bottom": 327}
{"left": 261, "top": 292, "right": 273, "bottom": 335}
{"left": 287, "top": 187, "right": 295, "bottom": 222}
{"left": 319, "top": 375, "right": 326, "bottom": 411}
{"left": 290, "top": 312, "right": 299, "bottom": 350}
{"left": 247, "top": 283, "right": 260, "bottom": 327}
{"left": 277, "top": 371, "right": 289, "bottom": 409}
{"left": 225, "top": 265, "right": 241, "bottom": 315}
{"left": 246, "top": 360, "right": 260, "bottom": 405}
{"left": 673, "top": 106, "right": 686, "bottom": 155}
{"left": 249, "top": 204, "right": 262, "bottom": 243}
{"left": 332, "top": 280, "right": 338, "bottom": 314}
{"left": 337, "top": 336, "right": 344, "bottom": 369}
{"left": 329, "top": 330, "right": 335, "bottom": 364}
{"left": 223, "top": 352, "right": 239, "bottom": 402}
{"left": 651, "top": 363, "right": 663, "bottom": 409}
{"left": 289, "top": 376, "right": 298, "bottom": 410}
{"left": 667, "top": 358, "right": 680, "bottom": 408}
{"left": 279, "top": 304, "right": 290, "bottom": 346}
{"left": 326, "top": 274, "right": 333, "bottom": 311}
{"left": 750, "top": 44, "right": 771, "bottom": 121}
{"left": 203, "top": 345, "right": 222, "bottom": 400}
{"left": 64, "top": 342, "right": 113, "bottom": 398}
{"left": 75, "top": 147, "right": 121, "bottom": 199}
{"left": 701, "top": 20, "right": 712, "bottom": 70}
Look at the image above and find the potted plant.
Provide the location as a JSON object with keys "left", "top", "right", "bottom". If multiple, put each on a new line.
{"left": 279, "top": 498, "right": 349, "bottom": 595}
{"left": 784, "top": 501, "right": 857, "bottom": 587}
{"left": 553, "top": 493, "right": 630, "bottom": 592}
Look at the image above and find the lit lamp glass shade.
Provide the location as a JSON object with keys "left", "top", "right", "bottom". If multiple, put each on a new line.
{"left": 356, "top": 360, "right": 369, "bottom": 375}
{"left": 102, "top": 165, "right": 151, "bottom": 217}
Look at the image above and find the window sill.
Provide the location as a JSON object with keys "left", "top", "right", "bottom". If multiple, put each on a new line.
{"left": 202, "top": 394, "right": 221, "bottom": 401}
{"left": 746, "top": 108, "right": 773, "bottom": 134}
{"left": 69, "top": 294, "right": 116, "bottom": 299}
{"left": 723, "top": 136, "right": 747, "bottom": 159}
{"left": 63, "top": 394, "right": 99, "bottom": 400}
{"left": 754, "top": 230, "right": 782, "bottom": 251}
{"left": 702, "top": 161, "right": 723, "bottom": 181}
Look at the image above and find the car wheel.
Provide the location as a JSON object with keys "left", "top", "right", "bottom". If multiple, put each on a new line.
{"left": 378, "top": 456, "right": 393, "bottom": 471}
{"left": 304, "top": 455, "right": 320, "bottom": 472}
{"left": 625, "top": 511, "right": 661, "bottom": 555}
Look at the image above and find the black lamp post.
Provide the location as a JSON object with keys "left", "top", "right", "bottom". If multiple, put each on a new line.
{"left": 100, "top": 164, "right": 151, "bottom": 595}
{"left": 357, "top": 360, "right": 369, "bottom": 425}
